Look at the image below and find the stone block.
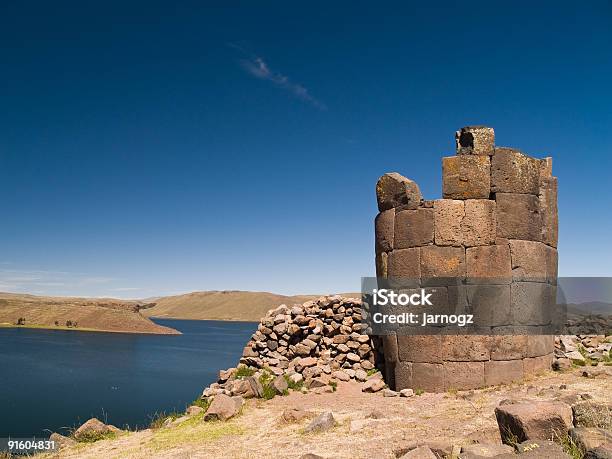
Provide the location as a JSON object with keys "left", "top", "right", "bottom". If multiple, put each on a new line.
{"left": 441, "top": 335, "right": 491, "bottom": 361}
{"left": 484, "top": 359, "right": 523, "bottom": 385}
{"left": 511, "top": 282, "right": 553, "bottom": 326}
{"left": 523, "top": 354, "right": 553, "bottom": 374}
{"left": 539, "top": 176, "right": 558, "bottom": 247}
{"left": 539, "top": 157, "right": 553, "bottom": 181}
{"left": 466, "top": 285, "right": 512, "bottom": 327}
{"left": 420, "top": 246, "right": 466, "bottom": 285}
{"left": 394, "top": 361, "right": 412, "bottom": 390}
{"left": 455, "top": 126, "right": 495, "bottom": 155}
{"left": 444, "top": 361, "right": 485, "bottom": 390}
{"left": 491, "top": 148, "right": 541, "bottom": 194}
{"left": 496, "top": 193, "right": 541, "bottom": 241}
{"left": 376, "top": 172, "right": 422, "bottom": 211}
{"left": 495, "top": 401, "right": 573, "bottom": 443}
{"left": 375, "top": 209, "right": 394, "bottom": 253}
{"left": 490, "top": 335, "right": 527, "bottom": 360}
{"left": 442, "top": 156, "right": 491, "bottom": 199}
{"left": 546, "top": 247, "right": 558, "bottom": 284}
{"left": 382, "top": 334, "right": 399, "bottom": 363}
{"left": 411, "top": 363, "right": 445, "bottom": 392}
{"left": 462, "top": 199, "right": 496, "bottom": 246}
{"left": 393, "top": 287, "right": 450, "bottom": 319}
{"left": 375, "top": 252, "right": 388, "bottom": 278}
{"left": 388, "top": 248, "right": 420, "bottom": 280}
{"left": 395, "top": 208, "right": 434, "bottom": 248}
{"left": 433, "top": 199, "right": 464, "bottom": 246}
{"left": 448, "top": 285, "right": 469, "bottom": 315}
{"left": 398, "top": 335, "right": 442, "bottom": 363}
{"left": 509, "top": 240, "right": 548, "bottom": 282}
{"left": 466, "top": 245, "right": 512, "bottom": 284}
{"left": 526, "top": 335, "right": 554, "bottom": 357}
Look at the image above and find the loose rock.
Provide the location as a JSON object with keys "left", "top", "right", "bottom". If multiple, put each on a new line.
{"left": 304, "top": 412, "right": 336, "bottom": 433}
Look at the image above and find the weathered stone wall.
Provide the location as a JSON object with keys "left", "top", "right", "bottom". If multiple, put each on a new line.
{"left": 375, "top": 126, "right": 558, "bottom": 392}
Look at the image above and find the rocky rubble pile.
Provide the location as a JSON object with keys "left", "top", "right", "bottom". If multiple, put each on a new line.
{"left": 553, "top": 335, "right": 612, "bottom": 370}
{"left": 201, "top": 295, "right": 387, "bottom": 400}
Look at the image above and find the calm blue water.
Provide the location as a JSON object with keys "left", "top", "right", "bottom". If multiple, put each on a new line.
{"left": 0, "top": 319, "right": 255, "bottom": 437}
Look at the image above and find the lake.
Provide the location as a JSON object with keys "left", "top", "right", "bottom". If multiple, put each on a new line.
{"left": 0, "top": 319, "right": 256, "bottom": 437}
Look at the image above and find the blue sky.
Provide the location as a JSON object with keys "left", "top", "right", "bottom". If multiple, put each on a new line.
{"left": 1, "top": 1, "right": 611, "bottom": 298}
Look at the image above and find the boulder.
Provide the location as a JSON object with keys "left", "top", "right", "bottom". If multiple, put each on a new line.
{"left": 569, "top": 427, "right": 612, "bottom": 459}
{"left": 49, "top": 432, "right": 76, "bottom": 448}
{"left": 399, "top": 446, "right": 437, "bottom": 459}
{"left": 565, "top": 350, "right": 585, "bottom": 363}
{"left": 515, "top": 439, "right": 570, "bottom": 458}
{"left": 331, "top": 370, "right": 350, "bottom": 382}
{"left": 203, "top": 394, "right": 243, "bottom": 421}
{"left": 73, "top": 418, "right": 120, "bottom": 441}
{"left": 185, "top": 405, "right": 204, "bottom": 416}
{"left": 400, "top": 389, "right": 415, "bottom": 397}
{"left": 572, "top": 402, "right": 612, "bottom": 430}
{"left": 272, "top": 375, "right": 288, "bottom": 395}
{"left": 362, "top": 378, "right": 385, "bottom": 393}
{"left": 218, "top": 367, "right": 235, "bottom": 382}
{"left": 246, "top": 376, "right": 264, "bottom": 398}
{"left": 304, "top": 412, "right": 336, "bottom": 433}
{"left": 495, "top": 400, "right": 573, "bottom": 443}
{"left": 281, "top": 408, "right": 314, "bottom": 423}
{"left": 460, "top": 443, "right": 514, "bottom": 457}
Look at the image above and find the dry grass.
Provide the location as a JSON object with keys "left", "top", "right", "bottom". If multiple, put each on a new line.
{"left": 0, "top": 293, "right": 179, "bottom": 334}
{"left": 42, "top": 367, "right": 610, "bottom": 459}
{"left": 141, "top": 290, "right": 360, "bottom": 322}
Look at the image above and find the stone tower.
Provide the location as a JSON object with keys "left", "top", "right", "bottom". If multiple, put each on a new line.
{"left": 374, "top": 126, "right": 558, "bottom": 392}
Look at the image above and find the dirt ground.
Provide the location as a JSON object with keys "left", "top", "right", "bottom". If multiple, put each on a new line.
{"left": 44, "top": 367, "right": 611, "bottom": 459}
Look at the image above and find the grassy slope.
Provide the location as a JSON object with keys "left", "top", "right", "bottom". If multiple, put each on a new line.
{"left": 0, "top": 292, "right": 180, "bottom": 334}
{"left": 141, "top": 290, "right": 361, "bottom": 322}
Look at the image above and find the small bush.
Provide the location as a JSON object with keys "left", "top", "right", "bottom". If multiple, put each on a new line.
{"left": 329, "top": 381, "right": 337, "bottom": 392}
{"left": 414, "top": 388, "right": 424, "bottom": 396}
{"left": 366, "top": 368, "right": 379, "bottom": 377}
{"left": 554, "top": 432, "right": 584, "bottom": 459}
{"left": 75, "top": 430, "right": 117, "bottom": 443}
{"left": 149, "top": 411, "right": 180, "bottom": 430}
{"left": 261, "top": 384, "right": 276, "bottom": 400}
{"left": 284, "top": 375, "right": 303, "bottom": 391}
{"left": 190, "top": 397, "right": 210, "bottom": 411}
{"left": 259, "top": 369, "right": 276, "bottom": 400}
{"left": 235, "top": 366, "right": 256, "bottom": 379}
{"left": 575, "top": 344, "right": 593, "bottom": 366}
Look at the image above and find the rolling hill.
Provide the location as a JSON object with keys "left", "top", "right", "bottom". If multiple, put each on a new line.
{"left": 0, "top": 292, "right": 180, "bottom": 334}
{"left": 140, "top": 290, "right": 361, "bottom": 322}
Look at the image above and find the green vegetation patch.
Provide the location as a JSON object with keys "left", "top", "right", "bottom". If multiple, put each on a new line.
{"left": 151, "top": 414, "right": 244, "bottom": 451}
{"left": 235, "top": 366, "right": 256, "bottom": 379}
{"left": 284, "top": 375, "right": 303, "bottom": 391}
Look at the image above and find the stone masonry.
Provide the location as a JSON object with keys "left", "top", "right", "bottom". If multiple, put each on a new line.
{"left": 375, "top": 126, "right": 559, "bottom": 392}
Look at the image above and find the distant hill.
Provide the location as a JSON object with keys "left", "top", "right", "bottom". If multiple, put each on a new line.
{"left": 141, "top": 290, "right": 361, "bottom": 322}
{"left": 566, "top": 301, "right": 612, "bottom": 315}
{"left": 0, "top": 292, "right": 179, "bottom": 334}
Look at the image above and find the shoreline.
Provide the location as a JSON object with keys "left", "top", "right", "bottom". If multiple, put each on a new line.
{"left": 148, "top": 315, "right": 259, "bottom": 324}
{"left": 0, "top": 323, "right": 182, "bottom": 335}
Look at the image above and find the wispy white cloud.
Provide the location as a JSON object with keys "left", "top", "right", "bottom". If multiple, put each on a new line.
{"left": 0, "top": 269, "right": 113, "bottom": 295}
{"left": 233, "top": 46, "right": 326, "bottom": 110}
